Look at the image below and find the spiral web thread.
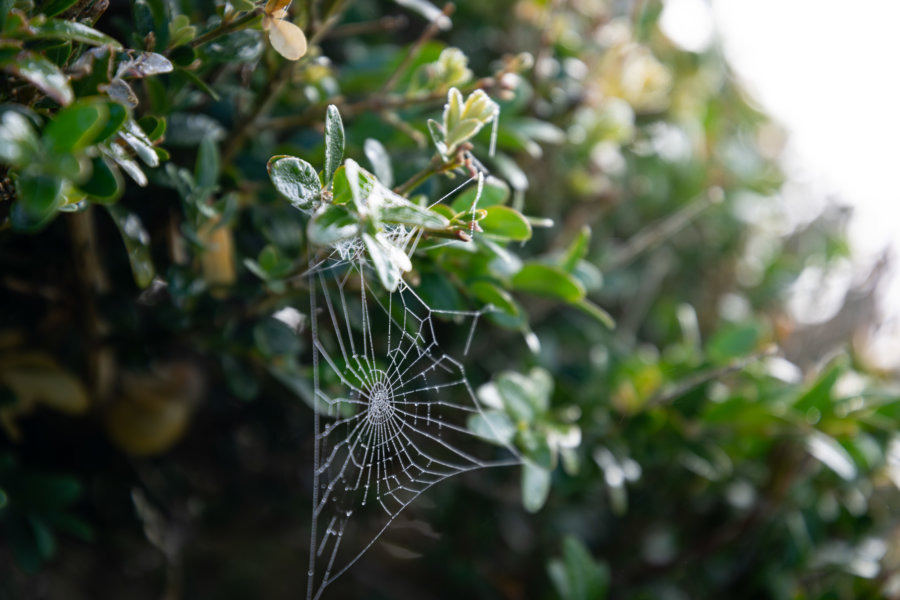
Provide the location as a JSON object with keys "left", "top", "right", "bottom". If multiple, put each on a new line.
{"left": 305, "top": 257, "right": 521, "bottom": 600}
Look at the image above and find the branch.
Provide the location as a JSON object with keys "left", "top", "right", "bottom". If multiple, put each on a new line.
{"left": 190, "top": 9, "right": 263, "bottom": 49}
{"left": 377, "top": 3, "right": 455, "bottom": 95}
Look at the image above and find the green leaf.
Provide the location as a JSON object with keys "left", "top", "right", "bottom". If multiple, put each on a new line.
{"left": 706, "top": 321, "right": 766, "bottom": 363}
{"left": 43, "top": 101, "right": 108, "bottom": 154}
{"left": 3, "top": 51, "right": 74, "bottom": 105}
{"left": 450, "top": 176, "right": 509, "bottom": 212}
{"left": 806, "top": 431, "right": 858, "bottom": 481}
{"left": 0, "top": 110, "right": 40, "bottom": 166}
{"left": 0, "top": 486, "right": 6, "bottom": 509}
{"left": 571, "top": 260, "right": 603, "bottom": 292}
{"left": 381, "top": 198, "right": 449, "bottom": 229}
{"left": 521, "top": 461, "right": 551, "bottom": 513}
{"left": 307, "top": 205, "right": 359, "bottom": 246}
{"left": 253, "top": 317, "right": 301, "bottom": 358}
{"left": 29, "top": 515, "right": 57, "bottom": 561}
{"left": 331, "top": 163, "right": 377, "bottom": 206}
{"left": 93, "top": 101, "right": 128, "bottom": 143}
{"left": 12, "top": 173, "right": 65, "bottom": 230}
{"left": 138, "top": 115, "right": 167, "bottom": 141}
{"left": 119, "top": 119, "right": 159, "bottom": 167}
{"left": 80, "top": 156, "right": 123, "bottom": 203}
{"left": 32, "top": 19, "right": 123, "bottom": 48}
{"left": 480, "top": 205, "right": 532, "bottom": 241}
{"left": 467, "top": 410, "right": 516, "bottom": 445}
{"left": 794, "top": 361, "right": 842, "bottom": 416}
{"left": 443, "top": 87, "right": 464, "bottom": 132}
{"left": 176, "top": 67, "right": 221, "bottom": 100}
{"left": 268, "top": 155, "right": 321, "bottom": 211}
{"left": 394, "top": 0, "right": 451, "bottom": 29}
{"left": 41, "top": 0, "right": 79, "bottom": 18}
{"left": 169, "top": 45, "right": 196, "bottom": 67}
{"left": 497, "top": 370, "right": 549, "bottom": 421}
{"left": 469, "top": 280, "right": 519, "bottom": 316}
{"left": 511, "top": 263, "right": 585, "bottom": 302}
{"left": 324, "top": 104, "right": 344, "bottom": 188}
{"left": 363, "top": 232, "right": 411, "bottom": 292}
{"left": 7, "top": 515, "right": 43, "bottom": 573}
{"left": 106, "top": 205, "right": 156, "bottom": 288}
{"left": 550, "top": 536, "right": 610, "bottom": 600}
{"left": 445, "top": 118, "right": 483, "bottom": 152}
{"left": 168, "top": 14, "right": 197, "bottom": 49}
{"left": 195, "top": 136, "right": 220, "bottom": 189}
{"left": 562, "top": 226, "right": 591, "bottom": 272}
{"left": 461, "top": 89, "right": 498, "bottom": 122}
{"left": 46, "top": 513, "right": 94, "bottom": 543}
{"left": 256, "top": 244, "right": 293, "bottom": 278}
{"left": 426, "top": 119, "right": 447, "bottom": 158}
{"left": 575, "top": 299, "right": 615, "bottom": 329}
{"left": 221, "top": 354, "right": 259, "bottom": 401}
{"left": 363, "top": 138, "right": 393, "bottom": 188}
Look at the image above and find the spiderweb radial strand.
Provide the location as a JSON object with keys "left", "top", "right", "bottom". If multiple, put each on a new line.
{"left": 305, "top": 259, "right": 520, "bottom": 599}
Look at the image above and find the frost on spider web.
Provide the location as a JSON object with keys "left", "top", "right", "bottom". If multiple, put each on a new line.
{"left": 305, "top": 259, "right": 520, "bottom": 600}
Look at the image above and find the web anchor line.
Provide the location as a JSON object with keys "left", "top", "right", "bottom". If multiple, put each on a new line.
{"left": 304, "top": 256, "right": 521, "bottom": 600}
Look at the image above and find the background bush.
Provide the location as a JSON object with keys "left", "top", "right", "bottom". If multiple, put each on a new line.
{"left": 1, "top": 0, "right": 899, "bottom": 599}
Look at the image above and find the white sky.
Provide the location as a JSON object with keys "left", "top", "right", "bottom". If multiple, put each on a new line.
{"left": 661, "top": 0, "right": 900, "bottom": 367}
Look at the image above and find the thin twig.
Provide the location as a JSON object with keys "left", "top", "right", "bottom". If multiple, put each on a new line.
{"left": 262, "top": 76, "right": 494, "bottom": 131}
{"left": 325, "top": 15, "right": 408, "bottom": 39}
{"left": 645, "top": 347, "right": 776, "bottom": 409}
{"left": 605, "top": 187, "right": 723, "bottom": 271}
{"left": 190, "top": 9, "right": 263, "bottom": 49}
{"left": 378, "top": 109, "right": 426, "bottom": 147}
{"left": 377, "top": 3, "right": 455, "bottom": 95}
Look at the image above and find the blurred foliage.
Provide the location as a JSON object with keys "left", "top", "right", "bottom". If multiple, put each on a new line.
{"left": 1, "top": 0, "right": 899, "bottom": 599}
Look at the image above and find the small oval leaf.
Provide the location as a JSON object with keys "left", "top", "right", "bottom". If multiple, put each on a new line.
{"left": 480, "top": 205, "right": 532, "bottom": 241}
{"left": 268, "top": 155, "right": 321, "bottom": 212}
{"left": 324, "top": 105, "right": 345, "bottom": 188}
{"left": 511, "top": 263, "right": 585, "bottom": 302}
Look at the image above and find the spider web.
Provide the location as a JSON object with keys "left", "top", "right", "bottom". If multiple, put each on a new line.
{"left": 305, "top": 257, "right": 521, "bottom": 599}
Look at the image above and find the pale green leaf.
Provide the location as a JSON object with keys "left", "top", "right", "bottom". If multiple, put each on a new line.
{"left": 521, "top": 461, "right": 551, "bottom": 513}
{"left": 324, "top": 104, "right": 344, "bottom": 188}
{"left": 268, "top": 155, "right": 321, "bottom": 211}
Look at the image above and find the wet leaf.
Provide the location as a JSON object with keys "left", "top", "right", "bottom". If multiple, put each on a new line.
{"left": 364, "top": 138, "right": 393, "bottom": 188}
{"left": 381, "top": 198, "right": 449, "bottom": 229}
{"left": 80, "top": 156, "right": 123, "bottom": 203}
{"left": 363, "top": 232, "right": 410, "bottom": 292}
{"left": 307, "top": 205, "right": 359, "bottom": 246}
{"left": 106, "top": 206, "right": 156, "bottom": 288}
{"left": 521, "top": 461, "right": 551, "bottom": 513}
{"left": 268, "top": 155, "right": 321, "bottom": 211}
{"left": 324, "top": 105, "right": 344, "bottom": 188}
{"left": 12, "top": 174, "right": 64, "bottom": 231}
{"left": 469, "top": 280, "right": 519, "bottom": 316}
{"left": 3, "top": 51, "right": 73, "bottom": 105}
{"left": 33, "top": 20, "right": 122, "bottom": 48}
{"left": 0, "top": 111, "right": 40, "bottom": 166}
{"left": 467, "top": 410, "right": 515, "bottom": 444}
{"left": 43, "top": 101, "right": 108, "bottom": 154}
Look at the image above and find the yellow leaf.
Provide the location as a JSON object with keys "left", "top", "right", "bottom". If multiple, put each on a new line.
{"left": 198, "top": 217, "right": 237, "bottom": 290}
{"left": 267, "top": 17, "right": 308, "bottom": 61}
{"left": 264, "top": 0, "right": 292, "bottom": 18}
{"left": 105, "top": 363, "right": 204, "bottom": 457}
